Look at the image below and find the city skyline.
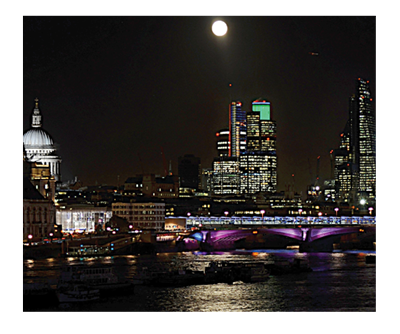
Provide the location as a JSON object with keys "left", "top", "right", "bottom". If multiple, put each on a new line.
{"left": 23, "top": 16, "right": 375, "bottom": 194}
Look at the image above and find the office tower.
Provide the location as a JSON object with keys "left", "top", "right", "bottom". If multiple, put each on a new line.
{"left": 229, "top": 101, "right": 246, "bottom": 157}
{"left": 212, "top": 157, "right": 240, "bottom": 195}
{"left": 240, "top": 99, "right": 277, "bottom": 194}
{"left": 212, "top": 98, "right": 277, "bottom": 196}
{"left": 239, "top": 154, "right": 277, "bottom": 194}
{"left": 178, "top": 154, "right": 201, "bottom": 191}
{"left": 215, "top": 129, "right": 230, "bottom": 157}
{"left": 354, "top": 78, "right": 375, "bottom": 200}
{"left": 334, "top": 78, "right": 375, "bottom": 203}
{"left": 334, "top": 122, "right": 355, "bottom": 202}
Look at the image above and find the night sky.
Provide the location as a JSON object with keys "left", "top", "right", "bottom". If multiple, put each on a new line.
{"left": 23, "top": 16, "right": 375, "bottom": 193}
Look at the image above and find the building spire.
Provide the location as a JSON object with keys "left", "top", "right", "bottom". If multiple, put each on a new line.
{"left": 32, "top": 98, "right": 42, "bottom": 128}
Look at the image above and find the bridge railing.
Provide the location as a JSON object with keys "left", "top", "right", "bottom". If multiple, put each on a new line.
{"left": 171, "top": 215, "right": 376, "bottom": 227}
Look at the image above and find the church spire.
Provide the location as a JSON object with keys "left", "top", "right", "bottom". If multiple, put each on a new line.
{"left": 31, "top": 98, "right": 42, "bottom": 128}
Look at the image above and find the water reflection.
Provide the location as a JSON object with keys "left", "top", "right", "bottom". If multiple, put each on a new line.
{"left": 23, "top": 250, "right": 376, "bottom": 312}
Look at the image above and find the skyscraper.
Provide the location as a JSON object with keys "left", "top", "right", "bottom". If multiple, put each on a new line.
{"left": 354, "top": 78, "right": 375, "bottom": 200}
{"left": 212, "top": 98, "right": 278, "bottom": 196}
{"left": 240, "top": 99, "right": 277, "bottom": 194}
{"left": 229, "top": 101, "right": 246, "bottom": 157}
{"left": 334, "top": 78, "right": 375, "bottom": 204}
{"left": 178, "top": 154, "right": 201, "bottom": 191}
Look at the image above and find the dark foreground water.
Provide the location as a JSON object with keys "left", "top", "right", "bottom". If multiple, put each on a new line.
{"left": 23, "top": 249, "right": 375, "bottom": 312}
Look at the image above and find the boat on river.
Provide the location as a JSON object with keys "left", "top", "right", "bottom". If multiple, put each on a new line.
{"left": 59, "top": 265, "right": 134, "bottom": 296}
{"left": 142, "top": 268, "right": 205, "bottom": 287}
{"left": 56, "top": 283, "right": 100, "bottom": 303}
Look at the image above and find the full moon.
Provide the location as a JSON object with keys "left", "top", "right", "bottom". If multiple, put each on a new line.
{"left": 212, "top": 20, "right": 228, "bottom": 36}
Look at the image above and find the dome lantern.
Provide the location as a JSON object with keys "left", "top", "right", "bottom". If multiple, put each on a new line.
{"left": 32, "top": 98, "right": 42, "bottom": 128}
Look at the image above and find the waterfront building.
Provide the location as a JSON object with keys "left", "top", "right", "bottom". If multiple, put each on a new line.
{"left": 229, "top": 101, "right": 247, "bottom": 157}
{"left": 56, "top": 203, "right": 112, "bottom": 233}
{"left": 23, "top": 98, "right": 62, "bottom": 181}
{"left": 111, "top": 201, "right": 165, "bottom": 231}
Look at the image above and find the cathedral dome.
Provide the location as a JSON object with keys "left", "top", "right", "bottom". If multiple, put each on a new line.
{"left": 23, "top": 128, "right": 54, "bottom": 148}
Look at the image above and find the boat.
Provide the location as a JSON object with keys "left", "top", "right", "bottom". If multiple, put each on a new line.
{"left": 56, "top": 283, "right": 100, "bottom": 303}
{"left": 59, "top": 265, "right": 134, "bottom": 296}
{"left": 204, "top": 261, "right": 236, "bottom": 284}
{"left": 239, "top": 264, "right": 270, "bottom": 283}
{"left": 144, "top": 268, "right": 205, "bottom": 287}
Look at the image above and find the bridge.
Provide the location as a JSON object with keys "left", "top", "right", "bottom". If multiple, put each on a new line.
{"left": 182, "top": 215, "right": 376, "bottom": 227}
{"left": 181, "top": 215, "right": 376, "bottom": 252}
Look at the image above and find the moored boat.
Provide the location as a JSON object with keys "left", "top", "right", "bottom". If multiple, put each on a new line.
{"left": 56, "top": 283, "right": 100, "bottom": 303}
{"left": 59, "top": 265, "right": 134, "bottom": 295}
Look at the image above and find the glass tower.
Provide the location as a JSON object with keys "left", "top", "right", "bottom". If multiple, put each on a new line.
{"left": 355, "top": 78, "right": 376, "bottom": 200}
{"left": 334, "top": 78, "right": 375, "bottom": 203}
{"left": 229, "top": 101, "right": 246, "bottom": 157}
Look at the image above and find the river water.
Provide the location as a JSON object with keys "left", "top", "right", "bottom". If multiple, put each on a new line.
{"left": 23, "top": 249, "right": 376, "bottom": 312}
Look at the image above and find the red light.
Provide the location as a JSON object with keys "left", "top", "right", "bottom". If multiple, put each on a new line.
{"left": 216, "top": 133, "right": 220, "bottom": 136}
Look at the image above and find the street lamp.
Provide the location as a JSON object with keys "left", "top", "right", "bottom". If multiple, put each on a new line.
{"left": 224, "top": 211, "right": 229, "bottom": 217}
{"left": 28, "top": 234, "right": 33, "bottom": 246}
{"left": 334, "top": 208, "right": 339, "bottom": 216}
{"left": 260, "top": 209, "right": 265, "bottom": 219}
{"left": 298, "top": 209, "right": 303, "bottom": 216}
{"left": 49, "top": 232, "right": 53, "bottom": 243}
{"left": 368, "top": 207, "right": 374, "bottom": 215}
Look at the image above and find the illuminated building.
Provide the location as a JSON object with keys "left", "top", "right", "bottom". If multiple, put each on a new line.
{"left": 56, "top": 204, "right": 112, "bottom": 233}
{"left": 111, "top": 202, "right": 165, "bottom": 231}
{"left": 212, "top": 98, "right": 278, "bottom": 195}
{"left": 240, "top": 99, "right": 277, "bottom": 194}
{"left": 23, "top": 99, "right": 62, "bottom": 181}
{"left": 215, "top": 129, "right": 230, "bottom": 157}
{"left": 239, "top": 154, "right": 277, "bottom": 194}
{"left": 247, "top": 99, "right": 276, "bottom": 154}
{"left": 212, "top": 157, "right": 240, "bottom": 195}
{"left": 229, "top": 101, "right": 247, "bottom": 157}
{"left": 334, "top": 78, "right": 375, "bottom": 203}
{"left": 354, "top": 78, "right": 375, "bottom": 200}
